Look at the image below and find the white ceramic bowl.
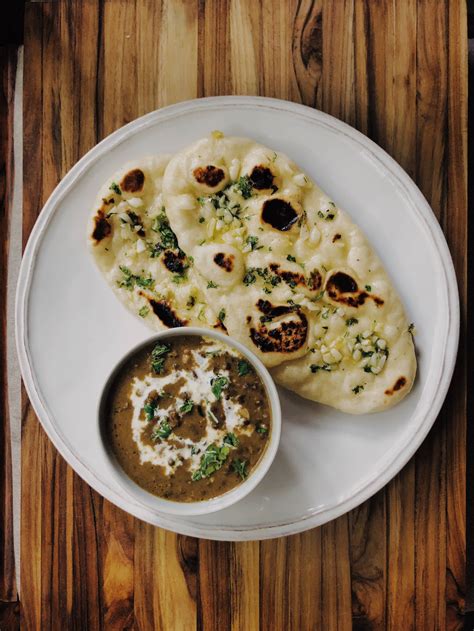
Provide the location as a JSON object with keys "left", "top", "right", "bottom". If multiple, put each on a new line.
{"left": 98, "top": 327, "right": 282, "bottom": 516}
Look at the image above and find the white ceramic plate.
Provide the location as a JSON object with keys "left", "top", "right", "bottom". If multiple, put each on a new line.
{"left": 16, "top": 96, "right": 459, "bottom": 540}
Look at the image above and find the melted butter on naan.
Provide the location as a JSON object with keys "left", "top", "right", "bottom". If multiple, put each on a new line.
{"left": 87, "top": 156, "right": 217, "bottom": 331}
{"left": 162, "top": 134, "right": 416, "bottom": 413}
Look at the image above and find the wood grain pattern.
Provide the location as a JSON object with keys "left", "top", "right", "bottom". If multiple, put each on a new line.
{"left": 19, "top": 1, "right": 467, "bottom": 629}
{"left": 0, "top": 43, "right": 19, "bottom": 630}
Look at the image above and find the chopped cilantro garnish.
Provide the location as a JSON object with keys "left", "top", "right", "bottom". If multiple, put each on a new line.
{"left": 310, "top": 364, "right": 332, "bottom": 373}
{"left": 152, "top": 212, "right": 178, "bottom": 249}
{"left": 408, "top": 322, "right": 415, "bottom": 334}
{"left": 346, "top": 318, "right": 358, "bottom": 326}
{"left": 237, "top": 360, "right": 251, "bottom": 376}
{"left": 150, "top": 342, "right": 171, "bottom": 374}
{"left": 234, "top": 175, "right": 253, "bottom": 199}
{"left": 118, "top": 266, "right": 154, "bottom": 290}
{"left": 232, "top": 459, "right": 248, "bottom": 480}
{"left": 179, "top": 399, "right": 194, "bottom": 415}
{"left": 172, "top": 273, "right": 187, "bottom": 284}
{"left": 109, "top": 182, "right": 121, "bottom": 195}
{"left": 287, "top": 254, "right": 296, "bottom": 262}
{"left": 218, "top": 309, "right": 226, "bottom": 323}
{"left": 352, "top": 385, "right": 364, "bottom": 394}
{"left": 143, "top": 398, "right": 158, "bottom": 422}
{"left": 139, "top": 306, "right": 150, "bottom": 318}
{"left": 223, "top": 432, "right": 239, "bottom": 447}
{"left": 243, "top": 269, "right": 257, "bottom": 286}
{"left": 199, "top": 216, "right": 205, "bottom": 223}
{"left": 207, "top": 280, "right": 218, "bottom": 289}
{"left": 211, "top": 375, "right": 229, "bottom": 399}
{"left": 365, "top": 285, "right": 372, "bottom": 292}
{"left": 246, "top": 235, "right": 263, "bottom": 251}
{"left": 151, "top": 418, "right": 172, "bottom": 441}
{"left": 191, "top": 443, "right": 230, "bottom": 481}
{"left": 256, "top": 424, "right": 268, "bottom": 435}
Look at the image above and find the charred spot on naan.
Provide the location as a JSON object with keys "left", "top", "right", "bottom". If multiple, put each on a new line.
{"left": 120, "top": 169, "right": 145, "bottom": 193}
{"left": 307, "top": 269, "right": 322, "bottom": 291}
{"left": 213, "top": 252, "right": 234, "bottom": 272}
{"left": 248, "top": 299, "right": 308, "bottom": 354}
{"left": 139, "top": 292, "right": 187, "bottom": 328}
{"left": 91, "top": 210, "right": 111, "bottom": 244}
{"left": 325, "top": 271, "right": 384, "bottom": 308}
{"left": 249, "top": 165, "right": 276, "bottom": 191}
{"left": 268, "top": 264, "right": 323, "bottom": 293}
{"left": 162, "top": 249, "right": 188, "bottom": 275}
{"left": 193, "top": 165, "right": 225, "bottom": 188}
{"left": 261, "top": 198, "right": 299, "bottom": 231}
{"left": 257, "top": 299, "right": 295, "bottom": 317}
{"left": 269, "top": 263, "right": 305, "bottom": 289}
{"left": 385, "top": 377, "right": 407, "bottom": 396}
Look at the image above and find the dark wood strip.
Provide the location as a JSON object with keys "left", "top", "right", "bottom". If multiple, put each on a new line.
{"left": 197, "top": 540, "right": 231, "bottom": 631}
{"left": 414, "top": 2, "right": 450, "bottom": 629}
{"left": 445, "top": 1, "right": 468, "bottom": 629}
{"left": 292, "top": 0, "right": 323, "bottom": 108}
{"left": 0, "top": 44, "right": 18, "bottom": 604}
{"left": 21, "top": 4, "right": 44, "bottom": 628}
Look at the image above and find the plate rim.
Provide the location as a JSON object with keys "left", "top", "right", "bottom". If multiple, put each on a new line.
{"left": 16, "top": 95, "right": 460, "bottom": 540}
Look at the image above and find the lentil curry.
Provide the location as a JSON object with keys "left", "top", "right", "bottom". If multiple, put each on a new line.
{"left": 104, "top": 335, "right": 272, "bottom": 502}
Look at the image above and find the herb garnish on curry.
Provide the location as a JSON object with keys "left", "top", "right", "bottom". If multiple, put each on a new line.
{"left": 104, "top": 335, "right": 271, "bottom": 502}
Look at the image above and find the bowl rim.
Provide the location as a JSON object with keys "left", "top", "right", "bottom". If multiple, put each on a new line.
{"left": 98, "top": 326, "right": 282, "bottom": 516}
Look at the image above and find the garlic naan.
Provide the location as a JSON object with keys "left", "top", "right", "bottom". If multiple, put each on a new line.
{"left": 162, "top": 134, "right": 416, "bottom": 413}
{"left": 88, "top": 156, "right": 217, "bottom": 331}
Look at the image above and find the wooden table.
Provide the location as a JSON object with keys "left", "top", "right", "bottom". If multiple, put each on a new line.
{"left": 4, "top": 1, "right": 468, "bottom": 629}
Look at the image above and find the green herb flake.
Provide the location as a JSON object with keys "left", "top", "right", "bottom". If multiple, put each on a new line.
{"left": 218, "top": 309, "right": 226, "bottom": 323}
{"left": 109, "top": 182, "right": 122, "bottom": 195}
{"left": 211, "top": 375, "right": 229, "bottom": 399}
{"left": 143, "top": 398, "right": 158, "bottom": 422}
{"left": 408, "top": 322, "right": 415, "bottom": 334}
{"left": 151, "top": 342, "right": 171, "bottom": 374}
{"left": 207, "top": 280, "right": 218, "bottom": 289}
{"left": 172, "top": 273, "right": 187, "bottom": 284}
{"left": 152, "top": 212, "right": 178, "bottom": 249}
{"left": 287, "top": 254, "right": 296, "bottom": 262}
{"left": 232, "top": 459, "right": 248, "bottom": 480}
{"left": 118, "top": 266, "right": 154, "bottom": 291}
{"left": 199, "top": 216, "right": 205, "bottom": 223}
{"left": 346, "top": 317, "right": 359, "bottom": 326}
{"left": 365, "top": 285, "right": 372, "bottom": 292}
{"left": 243, "top": 269, "right": 256, "bottom": 286}
{"left": 223, "top": 432, "right": 239, "bottom": 447}
{"left": 234, "top": 175, "right": 253, "bottom": 199}
{"left": 256, "top": 424, "right": 268, "bottom": 435}
{"left": 246, "top": 235, "right": 263, "bottom": 251}
{"left": 179, "top": 399, "right": 194, "bottom": 415}
{"left": 191, "top": 443, "right": 230, "bottom": 481}
{"left": 151, "top": 418, "right": 172, "bottom": 441}
{"left": 139, "top": 306, "right": 150, "bottom": 318}
{"left": 352, "top": 385, "right": 364, "bottom": 394}
{"left": 310, "top": 364, "right": 332, "bottom": 373}
{"left": 237, "top": 360, "right": 251, "bottom": 377}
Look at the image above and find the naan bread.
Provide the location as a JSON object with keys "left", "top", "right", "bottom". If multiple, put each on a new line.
{"left": 87, "top": 157, "right": 217, "bottom": 331}
{"left": 162, "top": 134, "right": 416, "bottom": 413}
